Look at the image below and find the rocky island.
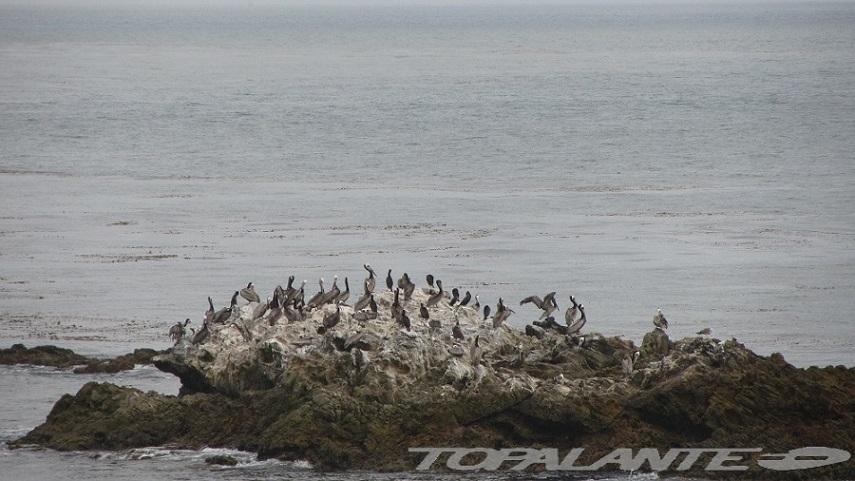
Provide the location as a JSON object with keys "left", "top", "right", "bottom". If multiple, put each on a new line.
{"left": 10, "top": 275, "right": 855, "bottom": 479}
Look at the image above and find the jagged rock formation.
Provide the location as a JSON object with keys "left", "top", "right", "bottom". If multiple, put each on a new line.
{"left": 11, "top": 287, "right": 855, "bottom": 479}
{"left": 0, "top": 343, "right": 165, "bottom": 373}
{"left": 0, "top": 344, "right": 90, "bottom": 368}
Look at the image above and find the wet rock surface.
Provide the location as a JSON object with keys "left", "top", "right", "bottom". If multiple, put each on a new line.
{"left": 1, "top": 343, "right": 166, "bottom": 373}
{"left": 10, "top": 288, "right": 855, "bottom": 479}
{"left": 1, "top": 343, "right": 91, "bottom": 368}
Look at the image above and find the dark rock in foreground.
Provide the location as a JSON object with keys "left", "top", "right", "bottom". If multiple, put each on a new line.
{"left": 11, "top": 289, "right": 855, "bottom": 479}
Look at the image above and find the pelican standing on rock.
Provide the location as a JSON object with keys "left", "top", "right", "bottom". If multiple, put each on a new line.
{"left": 323, "top": 305, "right": 342, "bottom": 330}
{"left": 307, "top": 277, "right": 325, "bottom": 309}
{"left": 426, "top": 279, "right": 444, "bottom": 308}
{"left": 335, "top": 277, "right": 350, "bottom": 305}
{"left": 353, "top": 288, "right": 372, "bottom": 312}
{"left": 565, "top": 295, "right": 580, "bottom": 326}
{"left": 319, "top": 276, "right": 340, "bottom": 306}
{"left": 281, "top": 276, "right": 296, "bottom": 302}
{"left": 252, "top": 297, "right": 271, "bottom": 320}
{"left": 398, "top": 273, "right": 415, "bottom": 301}
{"left": 169, "top": 318, "right": 191, "bottom": 344}
{"left": 653, "top": 309, "right": 669, "bottom": 330}
{"left": 492, "top": 298, "right": 514, "bottom": 328}
{"left": 190, "top": 321, "right": 210, "bottom": 345}
{"left": 240, "top": 282, "right": 260, "bottom": 303}
{"left": 470, "top": 335, "right": 483, "bottom": 366}
{"left": 285, "top": 279, "right": 306, "bottom": 305}
{"left": 205, "top": 296, "right": 215, "bottom": 323}
{"left": 212, "top": 292, "right": 239, "bottom": 324}
{"left": 363, "top": 264, "right": 376, "bottom": 293}
{"left": 566, "top": 304, "right": 587, "bottom": 335}
{"left": 353, "top": 295, "right": 378, "bottom": 323}
{"left": 622, "top": 350, "right": 640, "bottom": 377}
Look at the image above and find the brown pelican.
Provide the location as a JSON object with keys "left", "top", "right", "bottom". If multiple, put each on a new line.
{"left": 267, "top": 306, "right": 284, "bottom": 326}
{"left": 205, "top": 296, "right": 215, "bottom": 323}
{"left": 353, "top": 290, "right": 372, "bottom": 312}
{"left": 404, "top": 280, "right": 416, "bottom": 302}
{"left": 458, "top": 291, "right": 471, "bottom": 307}
{"left": 287, "top": 279, "right": 306, "bottom": 305}
{"left": 452, "top": 319, "right": 464, "bottom": 341}
{"left": 653, "top": 309, "right": 669, "bottom": 330}
{"left": 281, "top": 276, "right": 296, "bottom": 300}
{"left": 622, "top": 350, "right": 640, "bottom": 377}
{"left": 363, "top": 264, "right": 376, "bottom": 293}
{"left": 335, "top": 277, "right": 350, "bottom": 305}
{"left": 318, "top": 276, "right": 340, "bottom": 306}
{"left": 273, "top": 285, "right": 286, "bottom": 306}
{"left": 323, "top": 305, "right": 341, "bottom": 330}
{"left": 356, "top": 296, "right": 379, "bottom": 323}
{"left": 492, "top": 298, "right": 514, "bottom": 328}
{"left": 520, "top": 291, "right": 558, "bottom": 319}
{"left": 472, "top": 294, "right": 480, "bottom": 311}
{"left": 306, "top": 277, "right": 325, "bottom": 309}
{"left": 697, "top": 327, "right": 712, "bottom": 336}
{"left": 282, "top": 301, "right": 300, "bottom": 323}
{"left": 565, "top": 295, "right": 580, "bottom": 326}
{"left": 212, "top": 292, "right": 239, "bottom": 324}
{"left": 294, "top": 285, "right": 306, "bottom": 310}
{"left": 169, "top": 318, "right": 191, "bottom": 344}
{"left": 240, "top": 282, "right": 260, "bottom": 303}
{"left": 449, "top": 288, "right": 460, "bottom": 307}
{"left": 426, "top": 280, "right": 444, "bottom": 307}
{"left": 566, "top": 304, "right": 587, "bottom": 335}
{"left": 386, "top": 269, "right": 393, "bottom": 291}
{"left": 252, "top": 297, "right": 271, "bottom": 320}
{"left": 470, "top": 335, "right": 482, "bottom": 366}
{"left": 190, "top": 321, "right": 210, "bottom": 345}
{"left": 398, "top": 273, "right": 415, "bottom": 301}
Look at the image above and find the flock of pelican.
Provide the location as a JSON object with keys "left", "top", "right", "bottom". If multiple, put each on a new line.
{"left": 168, "top": 263, "right": 670, "bottom": 359}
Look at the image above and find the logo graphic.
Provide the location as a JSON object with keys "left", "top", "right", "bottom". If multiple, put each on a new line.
{"left": 409, "top": 447, "right": 851, "bottom": 472}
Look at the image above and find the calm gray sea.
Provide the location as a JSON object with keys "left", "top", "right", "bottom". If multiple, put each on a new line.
{"left": 1, "top": 1, "right": 854, "bottom": 479}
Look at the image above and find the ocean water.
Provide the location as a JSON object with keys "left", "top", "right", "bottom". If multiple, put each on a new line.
{"left": 1, "top": 1, "right": 854, "bottom": 479}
